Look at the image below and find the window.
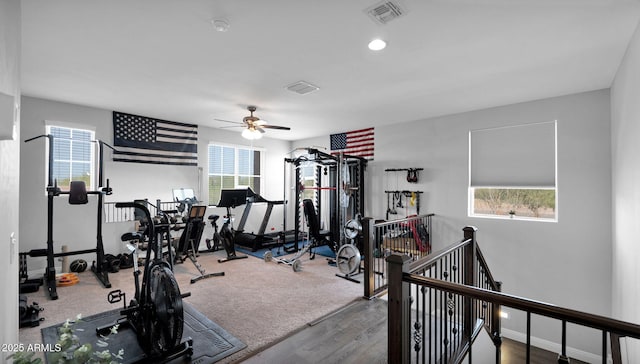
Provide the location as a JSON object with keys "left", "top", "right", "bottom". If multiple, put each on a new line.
{"left": 208, "top": 144, "right": 263, "bottom": 205}
{"left": 468, "top": 121, "right": 557, "bottom": 221}
{"left": 46, "top": 125, "right": 95, "bottom": 191}
{"left": 299, "top": 158, "right": 318, "bottom": 201}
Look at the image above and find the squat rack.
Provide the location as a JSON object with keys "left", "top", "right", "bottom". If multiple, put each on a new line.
{"left": 24, "top": 134, "right": 114, "bottom": 300}
{"left": 284, "top": 148, "right": 367, "bottom": 251}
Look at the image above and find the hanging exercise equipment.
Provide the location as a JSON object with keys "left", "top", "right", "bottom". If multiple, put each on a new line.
{"left": 384, "top": 167, "right": 424, "bottom": 220}
{"left": 97, "top": 201, "right": 193, "bottom": 362}
{"left": 23, "top": 134, "right": 114, "bottom": 300}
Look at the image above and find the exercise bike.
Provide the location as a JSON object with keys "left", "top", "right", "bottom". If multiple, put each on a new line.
{"left": 97, "top": 201, "right": 192, "bottom": 362}
{"left": 204, "top": 214, "right": 223, "bottom": 252}
{"left": 204, "top": 211, "right": 247, "bottom": 263}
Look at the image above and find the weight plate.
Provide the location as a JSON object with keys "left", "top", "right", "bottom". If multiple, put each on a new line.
{"left": 292, "top": 259, "right": 302, "bottom": 272}
{"left": 336, "top": 244, "right": 361, "bottom": 275}
{"left": 264, "top": 251, "right": 273, "bottom": 262}
{"left": 344, "top": 219, "right": 362, "bottom": 239}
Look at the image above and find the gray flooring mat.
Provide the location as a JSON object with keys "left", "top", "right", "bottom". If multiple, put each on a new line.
{"left": 41, "top": 302, "right": 246, "bottom": 363}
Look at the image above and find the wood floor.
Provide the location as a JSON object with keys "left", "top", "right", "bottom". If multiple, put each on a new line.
{"left": 242, "top": 297, "right": 388, "bottom": 364}
{"left": 501, "top": 338, "right": 588, "bottom": 364}
{"left": 241, "top": 298, "right": 589, "bottom": 364}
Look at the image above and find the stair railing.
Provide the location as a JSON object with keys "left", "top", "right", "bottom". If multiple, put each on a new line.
{"left": 387, "top": 226, "right": 640, "bottom": 364}
{"left": 362, "top": 213, "right": 434, "bottom": 298}
{"left": 387, "top": 226, "right": 501, "bottom": 363}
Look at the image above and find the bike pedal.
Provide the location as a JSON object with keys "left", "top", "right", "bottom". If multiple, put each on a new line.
{"left": 107, "top": 289, "right": 125, "bottom": 304}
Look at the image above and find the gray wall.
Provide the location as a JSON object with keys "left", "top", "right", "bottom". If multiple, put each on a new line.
{"left": 19, "top": 96, "right": 292, "bottom": 273}
{"left": 295, "top": 89, "right": 612, "bottom": 360}
{"left": 0, "top": 0, "right": 21, "bottom": 352}
{"left": 611, "top": 19, "right": 640, "bottom": 362}
{"left": 11, "top": 56, "right": 621, "bottom": 362}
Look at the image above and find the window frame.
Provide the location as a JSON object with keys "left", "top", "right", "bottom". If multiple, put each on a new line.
{"left": 468, "top": 186, "right": 557, "bottom": 222}
{"left": 207, "top": 142, "right": 264, "bottom": 205}
{"left": 45, "top": 124, "right": 96, "bottom": 192}
{"left": 468, "top": 121, "right": 558, "bottom": 222}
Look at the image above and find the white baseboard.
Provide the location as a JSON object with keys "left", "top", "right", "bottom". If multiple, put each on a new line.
{"left": 501, "top": 328, "right": 611, "bottom": 364}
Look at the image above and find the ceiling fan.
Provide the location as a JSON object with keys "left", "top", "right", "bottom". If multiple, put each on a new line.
{"left": 215, "top": 106, "right": 290, "bottom": 140}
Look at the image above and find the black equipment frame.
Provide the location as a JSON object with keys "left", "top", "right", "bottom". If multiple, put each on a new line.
{"left": 174, "top": 205, "right": 225, "bottom": 283}
{"left": 217, "top": 188, "right": 284, "bottom": 252}
{"left": 97, "top": 201, "right": 193, "bottom": 362}
{"left": 285, "top": 148, "right": 367, "bottom": 252}
{"left": 24, "top": 134, "right": 114, "bottom": 300}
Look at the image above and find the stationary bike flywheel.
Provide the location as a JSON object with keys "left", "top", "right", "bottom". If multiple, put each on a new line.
{"left": 145, "top": 263, "right": 184, "bottom": 357}
{"left": 336, "top": 244, "right": 361, "bottom": 276}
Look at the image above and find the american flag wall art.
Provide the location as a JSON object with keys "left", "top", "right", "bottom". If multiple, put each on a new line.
{"left": 112, "top": 111, "right": 198, "bottom": 166}
{"left": 330, "top": 127, "right": 374, "bottom": 159}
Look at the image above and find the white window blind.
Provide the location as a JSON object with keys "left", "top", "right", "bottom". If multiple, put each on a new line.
{"left": 469, "top": 121, "right": 556, "bottom": 188}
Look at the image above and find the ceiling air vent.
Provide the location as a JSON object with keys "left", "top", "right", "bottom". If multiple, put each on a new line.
{"left": 365, "top": 1, "right": 405, "bottom": 25}
{"left": 285, "top": 80, "right": 320, "bottom": 95}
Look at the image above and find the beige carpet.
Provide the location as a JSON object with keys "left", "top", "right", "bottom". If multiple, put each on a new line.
{"left": 19, "top": 248, "right": 364, "bottom": 363}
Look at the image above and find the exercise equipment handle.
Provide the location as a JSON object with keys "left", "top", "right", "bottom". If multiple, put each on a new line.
{"left": 115, "top": 202, "right": 154, "bottom": 239}
{"left": 24, "top": 134, "right": 55, "bottom": 187}
{"left": 24, "top": 134, "right": 51, "bottom": 143}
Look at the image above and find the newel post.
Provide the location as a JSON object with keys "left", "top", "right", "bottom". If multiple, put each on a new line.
{"left": 387, "top": 253, "right": 413, "bottom": 364}
{"left": 362, "top": 217, "right": 375, "bottom": 299}
{"left": 463, "top": 226, "right": 478, "bottom": 342}
{"left": 493, "top": 281, "right": 503, "bottom": 364}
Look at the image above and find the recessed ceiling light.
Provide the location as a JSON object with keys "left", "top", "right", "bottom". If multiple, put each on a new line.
{"left": 368, "top": 39, "right": 387, "bottom": 51}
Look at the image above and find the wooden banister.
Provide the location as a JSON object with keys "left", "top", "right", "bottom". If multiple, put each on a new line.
{"left": 403, "top": 274, "right": 640, "bottom": 340}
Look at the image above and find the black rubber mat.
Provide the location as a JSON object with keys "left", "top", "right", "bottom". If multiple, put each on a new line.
{"left": 41, "top": 302, "right": 246, "bottom": 363}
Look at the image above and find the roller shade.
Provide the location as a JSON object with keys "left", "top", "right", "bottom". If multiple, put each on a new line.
{"left": 469, "top": 121, "right": 556, "bottom": 187}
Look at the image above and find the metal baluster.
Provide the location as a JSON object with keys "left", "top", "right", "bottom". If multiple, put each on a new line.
{"left": 429, "top": 266, "right": 434, "bottom": 363}
{"left": 526, "top": 312, "right": 531, "bottom": 364}
{"left": 559, "top": 320, "right": 569, "bottom": 363}
{"left": 438, "top": 260, "right": 442, "bottom": 363}
{"left": 602, "top": 331, "right": 607, "bottom": 364}
{"left": 414, "top": 283, "right": 421, "bottom": 363}
{"left": 443, "top": 255, "right": 449, "bottom": 362}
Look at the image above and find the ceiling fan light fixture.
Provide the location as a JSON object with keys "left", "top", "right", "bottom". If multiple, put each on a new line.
{"left": 242, "top": 127, "right": 262, "bottom": 140}
{"left": 368, "top": 38, "right": 387, "bottom": 51}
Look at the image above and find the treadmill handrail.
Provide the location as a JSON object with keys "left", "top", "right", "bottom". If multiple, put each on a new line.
{"left": 217, "top": 188, "right": 284, "bottom": 207}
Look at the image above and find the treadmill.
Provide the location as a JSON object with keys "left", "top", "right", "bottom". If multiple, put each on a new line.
{"left": 217, "top": 188, "right": 284, "bottom": 251}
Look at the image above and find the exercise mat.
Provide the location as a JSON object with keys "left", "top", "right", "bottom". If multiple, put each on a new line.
{"left": 235, "top": 241, "right": 338, "bottom": 260}
{"left": 41, "top": 302, "right": 246, "bottom": 363}
{"left": 235, "top": 242, "right": 298, "bottom": 260}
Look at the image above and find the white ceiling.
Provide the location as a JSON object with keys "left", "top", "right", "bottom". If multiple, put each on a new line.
{"left": 20, "top": 0, "right": 640, "bottom": 141}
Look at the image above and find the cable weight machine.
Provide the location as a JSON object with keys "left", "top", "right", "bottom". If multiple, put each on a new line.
{"left": 284, "top": 148, "right": 367, "bottom": 252}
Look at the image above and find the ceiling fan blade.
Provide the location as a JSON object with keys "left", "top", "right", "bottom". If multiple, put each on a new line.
{"left": 220, "top": 125, "right": 244, "bottom": 129}
{"left": 257, "top": 126, "right": 266, "bottom": 133}
{"left": 214, "top": 118, "right": 244, "bottom": 125}
{"left": 262, "top": 124, "right": 291, "bottom": 130}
